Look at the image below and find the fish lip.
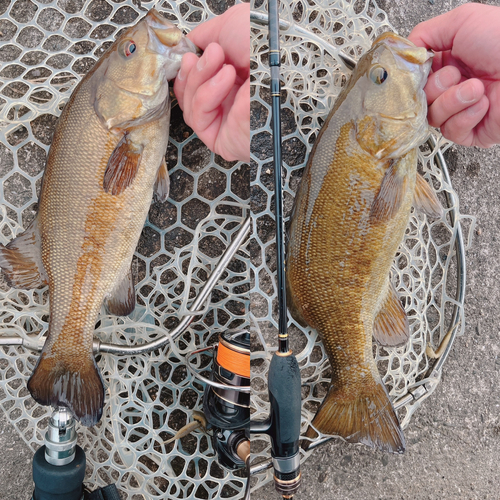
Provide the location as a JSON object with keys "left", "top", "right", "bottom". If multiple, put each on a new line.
{"left": 379, "top": 113, "right": 416, "bottom": 121}
{"left": 374, "top": 31, "right": 433, "bottom": 77}
{"left": 144, "top": 9, "right": 200, "bottom": 59}
{"left": 145, "top": 8, "right": 176, "bottom": 30}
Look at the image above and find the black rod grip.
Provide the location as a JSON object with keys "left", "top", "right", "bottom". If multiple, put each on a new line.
{"left": 268, "top": 352, "right": 301, "bottom": 457}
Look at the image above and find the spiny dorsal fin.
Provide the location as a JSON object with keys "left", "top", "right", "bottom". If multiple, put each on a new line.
{"left": 154, "top": 157, "right": 170, "bottom": 203}
{"left": 414, "top": 173, "right": 444, "bottom": 218}
{"left": 103, "top": 133, "right": 143, "bottom": 196}
{"left": 0, "top": 217, "right": 48, "bottom": 289}
{"left": 104, "top": 267, "right": 135, "bottom": 316}
{"left": 370, "top": 160, "right": 408, "bottom": 222}
{"left": 373, "top": 281, "right": 410, "bottom": 347}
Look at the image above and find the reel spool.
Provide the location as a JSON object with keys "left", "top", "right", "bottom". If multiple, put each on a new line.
{"left": 250, "top": 0, "right": 473, "bottom": 493}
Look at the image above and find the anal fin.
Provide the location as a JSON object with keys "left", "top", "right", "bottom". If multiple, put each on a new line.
{"left": 373, "top": 281, "right": 409, "bottom": 347}
{"left": 414, "top": 172, "right": 444, "bottom": 218}
{"left": 104, "top": 267, "right": 136, "bottom": 316}
{"left": 154, "top": 157, "right": 170, "bottom": 203}
{"left": 0, "top": 217, "right": 48, "bottom": 289}
{"left": 103, "top": 133, "right": 143, "bottom": 196}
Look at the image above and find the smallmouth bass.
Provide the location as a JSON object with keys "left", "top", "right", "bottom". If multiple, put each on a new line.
{"left": 0, "top": 9, "right": 198, "bottom": 426}
{"left": 286, "top": 33, "right": 443, "bottom": 453}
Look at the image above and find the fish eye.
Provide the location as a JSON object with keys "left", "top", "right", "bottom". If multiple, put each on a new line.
{"left": 370, "top": 65, "right": 388, "bottom": 85}
{"left": 124, "top": 41, "right": 137, "bottom": 58}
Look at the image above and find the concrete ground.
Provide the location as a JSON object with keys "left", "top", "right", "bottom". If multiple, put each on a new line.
{"left": 2, "top": 1, "right": 500, "bottom": 499}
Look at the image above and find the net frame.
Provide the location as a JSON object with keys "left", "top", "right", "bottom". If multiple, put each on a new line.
{"left": 249, "top": 0, "right": 473, "bottom": 491}
{"left": 0, "top": 1, "right": 250, "bottom": 498}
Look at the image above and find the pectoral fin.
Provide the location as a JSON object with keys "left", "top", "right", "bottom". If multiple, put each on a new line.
{"left": 373, "top": 281, "right": 409, "bottom": 347}
{"left": 414, "top": 173, "right": 444, "bottom": 218}
{"left": 104, "top": 267, "right": 135, "bottom": 316}
{"left": 370, "top": 160, "right": 408, "bottom": 222}
{"left": 154, "top": 157, "right": 170, "bottom": 203}
{"left": 0, "top": 217, "right": 48, "bottom": 289}
{"left": 103, "top": 133, "right": 143, "bottom": 196}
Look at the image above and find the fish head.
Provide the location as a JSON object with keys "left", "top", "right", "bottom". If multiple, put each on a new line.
{"left": 353, "top": 32, "right": 433, "bottom": 159}
{"left": 92, "top": 9, "right": 199, "bottom": 131}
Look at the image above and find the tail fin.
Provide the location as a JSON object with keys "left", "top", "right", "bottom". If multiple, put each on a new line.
{"left": 303, "top": 380, "right": 405, "bottom": 454}
{"left": 27, "top": 350, "right": 104, "bottom": 427}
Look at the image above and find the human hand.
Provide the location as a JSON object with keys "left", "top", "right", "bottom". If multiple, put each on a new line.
{"left": 174, "top": 4, "right": 250, "bottom": 162}
{"left": 409, "top": 3, "right": 500, "bottom": 148}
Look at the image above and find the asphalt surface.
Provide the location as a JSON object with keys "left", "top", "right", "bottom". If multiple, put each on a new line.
{"left": 2, "top": 1, "right": 500, "bottom": 499}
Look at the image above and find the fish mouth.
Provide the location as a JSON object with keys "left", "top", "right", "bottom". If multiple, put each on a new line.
{"left": 145, "top": 9, "right": 200, "bottom": 58}
{"left": 374, "top": 31, "right": 433, "bottom": 76}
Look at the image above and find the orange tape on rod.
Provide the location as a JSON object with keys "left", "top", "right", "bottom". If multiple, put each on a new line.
{"left": 217, "top": 342, "right": 250, "bottom": 378}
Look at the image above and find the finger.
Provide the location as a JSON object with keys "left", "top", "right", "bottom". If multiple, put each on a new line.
{"left": 475, "top": 81, "right": 500, "bottom": 147}
{"left": 408, "top": 4, "right": 476, "bottom": 51}
{"left": 188, "top": 64, "right": 236, "bottom": 134}
{"left": 174, "top": 53, "right": 198, "bottom": 111}
{"left": 188, "top": 3, "right": 249, "bottom": 45}
{"left": 428, "top": 79, "right": 485, "bottom": 128}
{"left": 440, "top": 95, "right": 489, "bottom": 146}
{"left": 215, "top": 78, "right": 250, "bottom": 162}
{"left": 188, "top": 4, "right": 250, "bottom": 63}
{"left": 424, "top": 66, "right": 462, "bottom": 104}
{"left": 182, "top": 43, "right": 226, "bottom": 121}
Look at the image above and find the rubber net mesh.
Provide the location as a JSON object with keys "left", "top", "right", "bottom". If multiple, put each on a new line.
{"left": 250, "top": 0, "right": 474, "bottom": 492}
{"left": 0, "top": 1, "right": 249, "bottom": 498}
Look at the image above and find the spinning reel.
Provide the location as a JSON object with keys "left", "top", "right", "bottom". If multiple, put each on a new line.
{"left": 187, "top": 329, "right": 250, "bottom": 472}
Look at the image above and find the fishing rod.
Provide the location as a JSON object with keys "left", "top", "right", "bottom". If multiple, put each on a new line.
{"left": 249, "top": 1, "right": 302, "bottom": 498}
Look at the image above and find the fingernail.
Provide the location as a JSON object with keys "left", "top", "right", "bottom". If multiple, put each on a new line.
{"left": 457, "top": 82, "right": 477, "bottom": 104}
{"left": 435, "top": 70, "right": 456, "bottom": 91}
{"left": 177, "top": 68, "right": 185, "bottom": 81}
{"left": 197, "top": 54, "right": 207, "bottom": 71}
